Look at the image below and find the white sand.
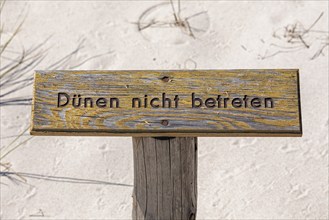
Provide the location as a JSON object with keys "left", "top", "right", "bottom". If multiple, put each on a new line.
{"left": 1, "top": 1, "right": 328, "bottom": 219}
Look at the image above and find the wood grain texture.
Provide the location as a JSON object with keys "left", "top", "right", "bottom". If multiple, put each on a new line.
{"left": 30, "top": 70, "right": 302, "bottom": 137}
{"left": 132, "top": 137, "right": 197, "bottom": 220}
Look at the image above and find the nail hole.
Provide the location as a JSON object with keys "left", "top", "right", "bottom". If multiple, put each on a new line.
{"left": 161, "top": 76, "right": 170, "bottom": 82}
{"left": 161, "top": 120, "right": 169, "bottom": 126}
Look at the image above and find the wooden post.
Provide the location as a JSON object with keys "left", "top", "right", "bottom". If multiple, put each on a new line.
{"left": 132, "top": 137, "right": 197, "bottom": 220}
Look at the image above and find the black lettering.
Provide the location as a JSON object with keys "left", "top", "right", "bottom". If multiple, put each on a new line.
{"left": 132, "top": 98, "right": 141, "bottom": 108}
{"left": 144, "top": 95, "right": 148, "bottom": 108}
{"left": 243, "top": 95, "right": 248, "bottom": 108}
{"left": 150, "top": 98, "right": 160, "bottom": 108}
{"left": 162, "top": 93, "right": 171, "bottom": 108}
{"left": 216, "top": 95, "right": 222, "bottom": 108}
{"left": 96, "top": 98, "right": 107, "bottom": 108}
{"left": 84, "top": 97, "right": 93, "bottom": 107}
{"left": 265, "top": 98, "right": 274, "bottom": 108}
{"left": 174, "top": 95, "right": 179, "bottom": 108}
{"left": 251, "top": 98, "right": 261, "bottom": 108}
{"left": 110, "top": 98, "right": 119, "bottom": 108}
{"left": 205, "top": 98, "right": 215, "bottom": 108}
{"left": 223, "top": 98, "right": 229, "bottom": 108}
{"left": 72, "top": 94, "right": 81, "bottom": 108}
{"left": 232, "top": 98, "right": 242, "bottom": 108}
{"left": 192, "top": 93, "right": 202, "bottom": 108}
{"left": 57, "top": 92, "right": 69, "bottom": 107}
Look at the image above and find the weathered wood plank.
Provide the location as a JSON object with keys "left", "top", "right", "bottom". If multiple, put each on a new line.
{"left": 156, "top": 138, "right": 172, "bottom": 219}
{"left": 132, "top": 137, "right": 197, "bottom": 220}
{"left": 132, "top": 138, "right": 147, "bottom": 219}
{"left": 30, "top": 70, "right": 302, "bottom": 137}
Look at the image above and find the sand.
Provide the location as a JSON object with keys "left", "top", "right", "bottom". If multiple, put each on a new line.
{"left": 1, "top": 1, "right": 328, "bottom": 219}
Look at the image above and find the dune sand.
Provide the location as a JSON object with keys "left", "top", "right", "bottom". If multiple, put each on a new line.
{"left": 1, "top": 1, "right": 328, "bottom": 219}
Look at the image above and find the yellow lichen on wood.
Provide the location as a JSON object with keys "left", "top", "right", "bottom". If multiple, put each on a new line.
{"left": 30, "top": 70, "right": 302, "bottom": 137}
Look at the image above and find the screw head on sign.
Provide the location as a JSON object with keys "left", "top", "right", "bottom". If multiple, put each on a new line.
{"left": 161, "top": 120, "right": 169, "bottom": 126}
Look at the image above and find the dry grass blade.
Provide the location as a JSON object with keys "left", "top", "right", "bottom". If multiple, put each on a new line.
{"left": 0, "top": 127, "right": 29, "bottom": 152}
{"left": 0, "top": 136, "right": 33, "bottom": 160}
{"left": 0, "top": 0, "right": 5, "bottom": 16}
{"left": 0, "top": 97, "right": 32, "bottom": 106}
{"left": 0, "top": 37, "right": 106, "bottom": 106}
{"left": 305, "top": 12, "right": 324, "bottom": 33}
{"left": 137, "top": 0, "right": 208, "bottom": 39}
{"left": 46, "top": 39, "right": 85, "bottom": 69}
{"left": 0, "top": 135, "right": 34, "bottom": 183}
{"left": 0, "top": 0, "right": 110, "bottom": 107}
{"left": 311, "top": 36, "right": 329, "bottom": 60}
{"left": 0, "top": 162, "right": 27, "bottom": 183}
{"left": 0, "top": 0, "right": 120, "bottom": 187}
{"left": 0, "top": 49, "right": 26, "bottom": 78}
{"left": 0, "top": 18, "right": 25, "bottom": 58}
{"left": 169, "top": 0, "right": 179, "bottom": 22}
{"left": 0, "top": 171, "right": 133, "bottom": 186}
{"left": 69, "top": 51, "right": 112, "bottom": 69}
{"left": 260, "top": 12, "right": 328, "bottom": 60}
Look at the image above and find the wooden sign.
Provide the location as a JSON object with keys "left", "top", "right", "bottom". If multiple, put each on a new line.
{"left": 30, "top": 70, "right": 302, "bottom": 137}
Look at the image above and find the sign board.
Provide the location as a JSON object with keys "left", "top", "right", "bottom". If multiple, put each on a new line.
{"left": 30, "top": 70, "right": 302, "bottom": 137}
